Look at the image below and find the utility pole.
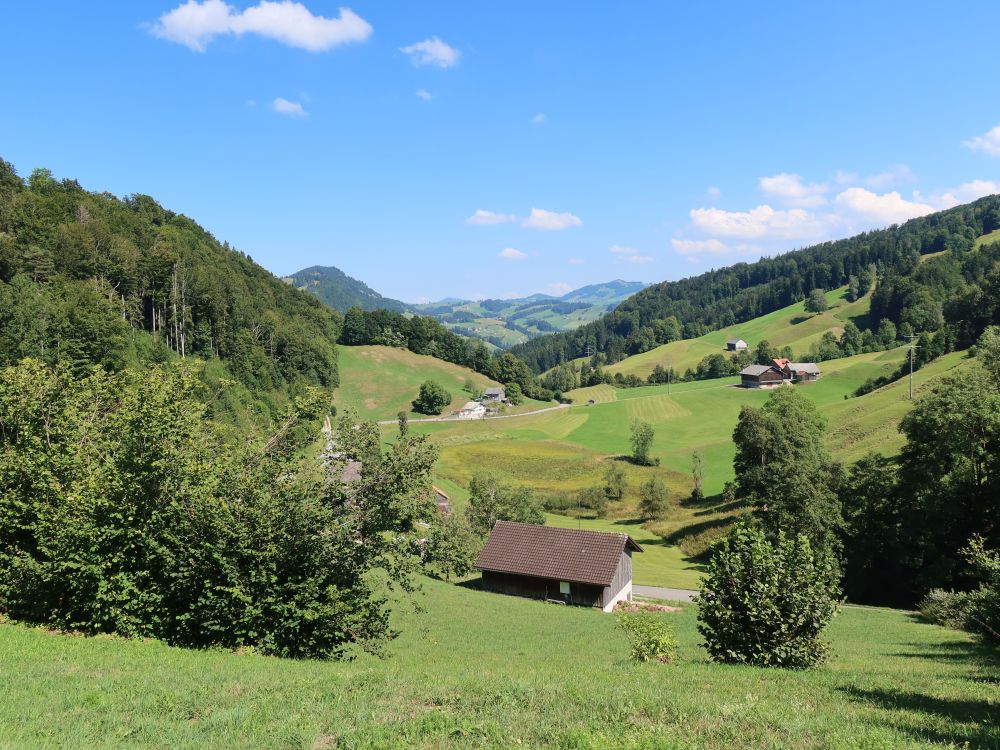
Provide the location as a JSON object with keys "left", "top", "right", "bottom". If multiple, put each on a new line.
{"left": 906, "top": 334, "right": 920, "bottom": 400}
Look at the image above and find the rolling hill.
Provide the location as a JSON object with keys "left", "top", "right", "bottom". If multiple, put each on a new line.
{"left": 413, "top": 279, "right": 646, "bottom": 348}
{"left": 284, "top": 265, "right": 410, "bottom": 313}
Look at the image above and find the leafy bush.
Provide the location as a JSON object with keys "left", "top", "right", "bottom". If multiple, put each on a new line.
{"left": 919, "top": 537, "right": 1000, "bottom": 643}
{"left": 617, "top": 612, "right": 678, "bottom": 663}
{"left": 697, "top": 523, "right": 840, "bottom": 669}
{"left": 423, "top": 515, "right": 480, "bottom": 582}
{"left": 464, "top": 473, "right": 544, "bottom": 536}
{"left": 0, "top": 360, "right": 438, "bottom": 659}
{"left": 412, "top": 380, "right": 451, "bottom": 415}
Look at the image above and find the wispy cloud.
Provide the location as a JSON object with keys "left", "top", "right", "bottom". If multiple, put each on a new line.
{"left": 401, "top": 36, "right": 460, "bottom": 67}
{"left": 964, "top": 123, "right": 1000, "bottom": 156}
{"left": 567, "top": 257, "right": 586, "bottom": 265}
{"left": 498, "top": 247, "right": 527, "bottom": 261}
{"left": 547, "top": 281, "right": 572, "bottom": 294}
{"left": 416, "top": 88, "right": 433, "bottom": 101}
{"left": 150, "top": 0, "right": 372, "bottom": 52}
{"left": 834, "top": 188, "right": 932, "bottom": 224}
{"left": 531, "top": 113, "right": 547, "bottom": 125}
{"left": 706, "top": 186, "right": 722, "bottom": 201}
{"left": 271, "top": 97, "right": 306, "bottom": 116}
{"left": 610, "top": 245, "right": 653, "bottom": 264}
{"left": 523, "top": 208, "right": 582, "bottom": 231}
{"left": 466, "top": 209, "right": 516, "bottom": 225}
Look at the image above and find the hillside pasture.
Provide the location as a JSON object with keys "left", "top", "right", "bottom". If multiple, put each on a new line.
{"left": 605, "top": 285, "right": 871, "bottom": 380}
{"left": 1, "top": 576, "right": 996, "bottom": 749}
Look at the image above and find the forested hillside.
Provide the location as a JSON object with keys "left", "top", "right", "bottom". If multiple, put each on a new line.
{"left": 0, "top": 160, "right": 342, "bottom": 419}
{"left": 285, "top": 264, "right": 410, "bottom": 313}
{"left": 512, "top": 197, "right": 1000, "bottom": 372}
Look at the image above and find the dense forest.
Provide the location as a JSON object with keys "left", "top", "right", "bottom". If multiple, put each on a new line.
{"left": 0, "top": 159, "right": 342, "bottom": 423}
{"left": 511, "top": 196, "right": 1000, "bottom": 372}
{"left": 286, "top": 264, "right": 410, "bottom": 314}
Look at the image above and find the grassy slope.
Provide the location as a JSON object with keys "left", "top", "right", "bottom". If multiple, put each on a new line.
{"left": 334, "top": 345, "right": 545, "bottom": 421}
{"left": 974, "top": 227, "right": 1000, "bottom": 249}
{"left": 605, "top": 285, "right": 870, "bottom": 379}
{"left": 2, "top": 577, "right": 996, "bottom": 749}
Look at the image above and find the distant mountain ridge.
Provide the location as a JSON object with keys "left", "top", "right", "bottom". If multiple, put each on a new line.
{"left": 284, "top": 265, "right": 410, "bottom": 313}
{"left": 286, "top": 264, "right": 647, "bottom": 348}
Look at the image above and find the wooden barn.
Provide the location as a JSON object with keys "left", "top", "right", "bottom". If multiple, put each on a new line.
{"left": 740, "top": 363, "right": 784, "bottom": 388}
{"left": 475, "top": 520, "right": 643, "bottom": 612}
{"left": 726, "top": 338, "right": 749, "bottom": 351}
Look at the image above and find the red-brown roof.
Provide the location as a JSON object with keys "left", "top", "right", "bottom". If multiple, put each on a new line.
{"left": 475, "top": 520, "right": 642, "bottom": 587}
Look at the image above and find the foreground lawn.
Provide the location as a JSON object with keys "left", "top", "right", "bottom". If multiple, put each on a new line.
{"left": 1, "top": 579, "right": 996, "bottom": 749}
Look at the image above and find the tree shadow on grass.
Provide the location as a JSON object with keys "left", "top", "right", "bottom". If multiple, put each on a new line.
{"left": 892, "top": 638, "right": 1000, "bottom": 672}
{"left": 840, "top": 686, "right": 1000, "bottom": 748}
{"left": 663, "top": 516, "right": 733, "bottom": 546}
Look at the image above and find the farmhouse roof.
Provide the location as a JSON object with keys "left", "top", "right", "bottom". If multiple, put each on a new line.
{"left": 788, "top": 362, "right": 821, "bottom": 374}
{"left": 460, "top": 401, "right": 483, "bottom": 411}
{"left": 485, "top": 387, "right": 504, "bottom": 395}
{"left": 772, "top": 358, "right": 791, "bottom": 368}
{"left": 740, "top": 364, "right": 774, "bottom": 376}
{"left": 475, "top": 520, "right": 642, "bottom": 587}
{"left": 433, "top": 485, "right": 449, "bottom": 499}
{"left": 726, "top": 338, "right": 747, "bottom": 345}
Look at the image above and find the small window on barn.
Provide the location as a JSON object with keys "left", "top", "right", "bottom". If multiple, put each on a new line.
{"left": 559, "top": 581, "right": 570, "bottom": 595}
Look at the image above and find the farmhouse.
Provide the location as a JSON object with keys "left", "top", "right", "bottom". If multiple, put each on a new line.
{"left": 456, "top": 401, "right": 487, "bottom": 419}
{"left": 740, "top": 358, "right": 822, "bottom": 388}
{"left": 726, "top": 338, "right": 749, "bottom": 351}
{"left": 740, "top": 364, "right": 784, "bottom": 388}
{"left": 475, "top": 520, "right": 642, "bottom": 612}
{"left": 483, "top": 387, "right": 506, "bottom": 402}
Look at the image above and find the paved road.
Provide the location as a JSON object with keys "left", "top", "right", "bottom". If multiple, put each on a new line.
{"left": 633, "top": 585, "right": 698, "bottom": 603}
{"left": 378, "top": 403, "right": 571, "bottom": 425}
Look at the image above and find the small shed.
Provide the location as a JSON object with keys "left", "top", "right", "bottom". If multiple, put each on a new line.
{"left": 483, "top": 387, "right": 506, "bottom": 402}
{"left": 433, "top": 486, "right": 451, "bottom": 514}
{"left": 475, "top": 521, "right": 642, "bottom": 612}
{"left": 726, "top": 338, "right": 749, "bottom": 351}
{"left": 740, "top": 364, "right": 784, "bottom": 388}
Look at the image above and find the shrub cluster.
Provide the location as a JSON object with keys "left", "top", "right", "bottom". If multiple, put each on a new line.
{"left": 616, "top": 612, "right": 678, "bottom": 663}
{"left": 697, "top": 524, "right": 840, "bottom": 669}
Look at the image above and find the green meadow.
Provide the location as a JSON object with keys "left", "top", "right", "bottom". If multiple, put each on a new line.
{"left": 2, "top": 577, "right": 996, "bottom": 749}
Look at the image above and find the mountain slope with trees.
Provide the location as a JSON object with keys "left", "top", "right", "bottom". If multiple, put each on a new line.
{"left": 512, "top": 196, "right": 1000, "bottom": 372}
{"left": 285, "top": 265, "right": 410, "bottom": 313}
{"left": 0, "top": 159, "right": 343, "bottom": 421}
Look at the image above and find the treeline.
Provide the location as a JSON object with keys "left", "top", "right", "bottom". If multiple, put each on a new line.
{"left": 339, "top": 306, "right": 555, "bottom": 400}
{"left": 511, "top": 196, "right": 1000, "bottom": 372}
{"left": 728, "top": 327, "right": 1000, "bottom": 617}
{"left": 0, "top": 159, "right": 342, "bottom": 418}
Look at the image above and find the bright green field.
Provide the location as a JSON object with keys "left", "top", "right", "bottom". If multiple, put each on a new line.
{"left": 604, "top": 285, "right": 870, "bottom": 380}
{"left": 974, "top": 227, "right": 1000, "bottom": 249}
{"left": 2, "top": 577, "right": 996, "bottom": 749}
{"left": 334, "top": 345, "right": 545, "bottom": 421}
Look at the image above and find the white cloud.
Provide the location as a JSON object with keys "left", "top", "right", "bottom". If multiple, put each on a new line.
{"left": 864, "top": 164, "right": 916, "bottom": 189}
{"left": 498, "top": 247, "right": 527, "bottom": 261}
{"left": 523, "top": 208, "right": 582, "bottom": 231}
{"left": 833, "top": 188, "right": 933, "bottom": 224}
{"left": 547, "top": 282, "right": 573, "bottom": 294}
{"left": 416, "top": 88, "right": 433, "bottom": 101}
{"left": 964, "top": 123, "right": 1000, "bottom": 156}
{"left": 567, "top": 257, "right": 586, "bottom": 265}
{"left": 690, "top": 204, "right": 831, "bottom": 240}
{"left": 401, "top": 36, "right": 460, "bottom": 67}
{"left": 759, "top": 173, "right": 828, "bottom": 207}
{"left": 706, "top": 186, "right": 722, "bottom": 201}
{"left": 671, "top": 238, "right": 729, "bottom": 255}
{"left": 531, "top": 113, "right": 547, "bottom": 125}
{"left": 150, "top": 0, "right": 372, "bottom": 52}
{"left": 466, "top": 209, "right": 516, "bottom": 225}
{"left": 917, "top": 179, "right": 1000, "bottom": 210}
{"left": 609, "top": 246, "right": 652, "bottom": 263}
{"left": 271, "top": 97, "right": 306, "bottom": 116}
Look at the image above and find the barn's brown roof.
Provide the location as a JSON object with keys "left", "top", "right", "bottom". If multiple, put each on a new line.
{"left": 475, "top": 520, "right": 642, "bottom": 587}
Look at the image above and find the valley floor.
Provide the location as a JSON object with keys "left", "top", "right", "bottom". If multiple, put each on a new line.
{"left": 1, "top": 577, "right": 996, "bottom": 749}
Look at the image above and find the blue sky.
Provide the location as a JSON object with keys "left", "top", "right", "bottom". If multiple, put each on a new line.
{"left": 3, "top": 2, "right": 1000, "bottom": 302}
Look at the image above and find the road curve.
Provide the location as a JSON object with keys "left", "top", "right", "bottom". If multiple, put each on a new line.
{"left": 632, "top": 585, "right": 698, "bottom": 603}
{"left": 378, "top": 402, "right": 571, "bottom": 425}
